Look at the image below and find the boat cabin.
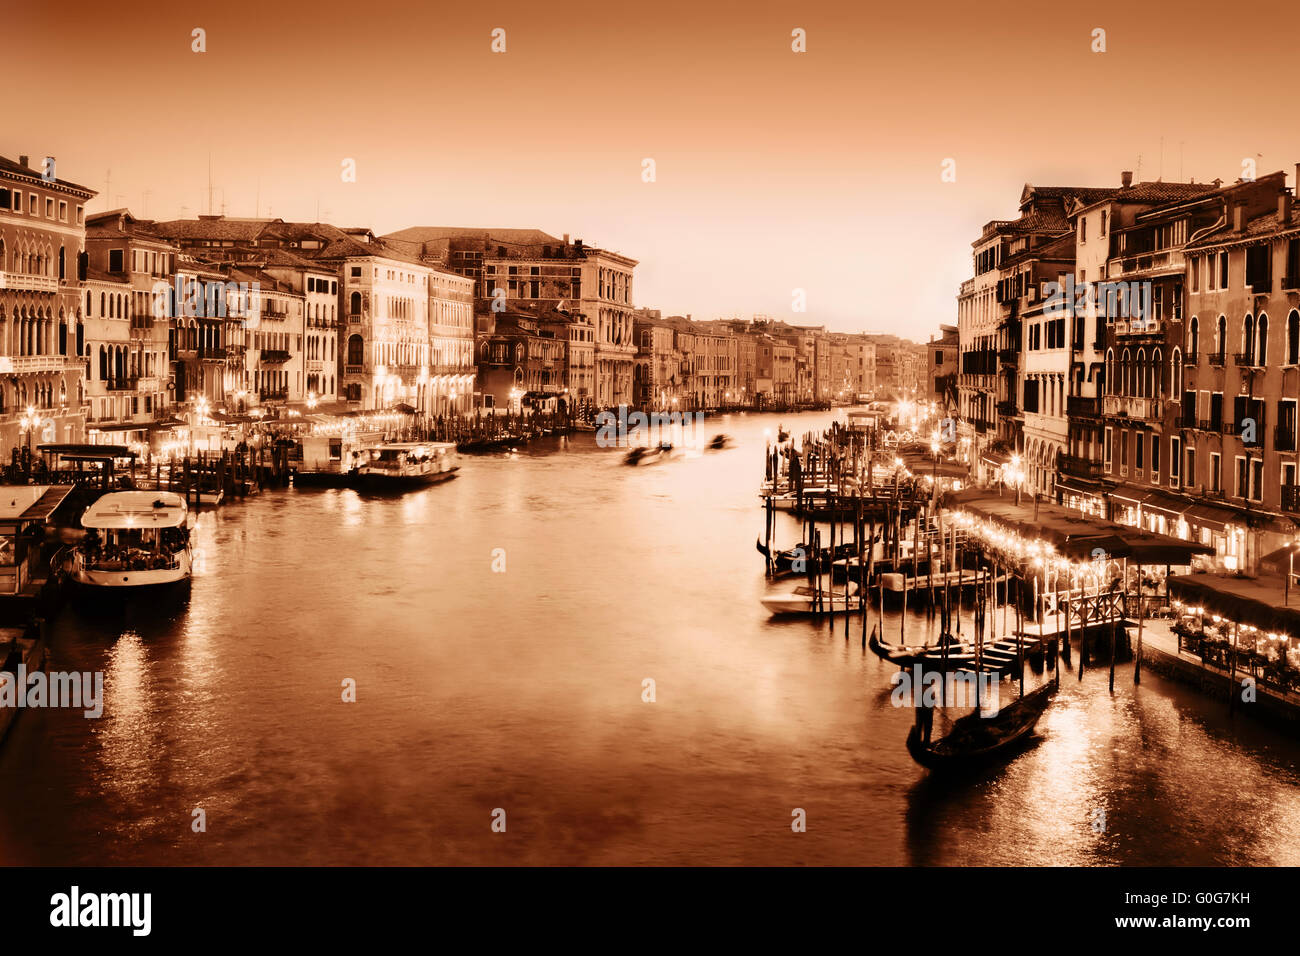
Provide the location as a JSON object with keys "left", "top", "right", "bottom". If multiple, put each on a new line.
{"left": 0, "top": 485, "right": 73, "bottom": 595}
{"left": 79, "top": 491, "right": 190, "bottom": 573}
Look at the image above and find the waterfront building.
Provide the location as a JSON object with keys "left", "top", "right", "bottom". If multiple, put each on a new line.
{"left": 477, "top": 310, "right": 569, "bottom": 411}
{"left": 170, "top": 254, "right": 239, "bottom": 409}
{"left": 0, "top": 155, "right": 96, "bottom": 455}
{"left": 633, "top": 310, "right": 684, "bottom": 409}
{"left": 1001, "top": 232, "right": 1076, "bottom": 497}
{"left": 383, "top": 228, "right": 636, "bottom": 410}
{"left": 754, "top": 333, "right": 796, "bottom": 406}
{"left": 958, "top": 184, "right": 1115, "bottom": 482}
{"left": 1174, "top": 168, "right": 1300, "bottom": 570}
{"left": 257, "top": 249, "right": 341, "bottom": 407}
{"left": 927, "top": 325, "right": 958, "bottom": 409}
{"left": 83, "top": 209, "right": 175, "bottom": 441}
{"left": 1058, "top": 174, "right": 1217, "bottom": 511}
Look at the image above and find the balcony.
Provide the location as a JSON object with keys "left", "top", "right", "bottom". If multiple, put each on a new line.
{"left": 995, "top": 400, "right": 1018, "bottom": 417}
{"left": 1066, "top": 396, "right": 1100, "bottom": 419}
{"left": 2, "top": 354, "right": 76, "bottom": 374}
{"left": 259, "top": 388, "right": 288, "bottom": 401}
{"left": 0, "top": 271, "right": 58, "bottom": 293}
{"left": 1060, "top": 454, "right": 1105, "bottom": 480}
{"left": 1233, "top": 352, "right": 1262, "bottom": 369}
{"left": 198, "top": 346, "right": 227, "bottom": 361}
{"left": 1102, "top": 394, "right": 1163, "bottom": 421}
{"left": 106, "top": 377, "right": 139, "bottom": 392}
{"left": 1282, "top": 275, "right": 1299, "bottom": 292}
{"left": 997, "top": 348, "right": 1019, "bottom": 364}
{"left": 260, "top": 349, "right": 291, "bottom": 364}
{"left": 1284, "top": 485, "right": 1300, "bottom": 514}
{"left": 1112, "top": 250, "right": 1184, "bottom": 277}
{"left": 1183, "top": 351, "right": 1199, "bottom": 366}
{"left": 1207, "top": 352, "right": 1225, "bottom": 367}
{"left": 1250, "top": 277, "right": 1272, "bottom": 294}
{"left": 261, "top": 309, "right": 288, "bottom": 320}
{"left": 344, "top": 365, "right": 365, "bottom": 376}
{"left": 1277, "top": 426, "right": 1297, "bottom": 452}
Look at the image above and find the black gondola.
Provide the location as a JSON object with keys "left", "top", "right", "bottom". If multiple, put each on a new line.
{"left": 905, "top": 679, "right": 1055, "bottom": 772}
{"left": 755, "top": 538, "right": 857, "bottom": 577}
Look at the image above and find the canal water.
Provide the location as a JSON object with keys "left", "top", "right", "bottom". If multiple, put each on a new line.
{"left": 2, "top": 410, "right": 1300, "bottom": 865}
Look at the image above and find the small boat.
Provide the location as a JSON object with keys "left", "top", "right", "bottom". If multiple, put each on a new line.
{"left": 355, "top": 442, "right": 459, "bottom": 490}
{"left": 905, "top": 680, "right": 1055, "bottom": 772}
{"left": 761, "top": 582, "right": 861, "bottom": 616}
{"left": 868, "top": 629, "right": 970, "bottom": 665}
{"left": 706, "top": 433, "right": 734, "bottom": 451}
{"left": 624, "top": 443, "right": 673, "bottom": 466}
{"left": 756, "top": 538, "right": 857, "bottom": 577}
{"left": 70, "top": 491, "right": 192, "bottom": 588}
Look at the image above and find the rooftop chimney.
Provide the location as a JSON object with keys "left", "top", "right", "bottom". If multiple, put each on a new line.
{"left": 1280, "top": 188, "right": 1293, "bottom": 225}
{"left": 1121, "top": 170, "right": 1133, "bottom": 188}
{"left": 1233, "top": 200, "right": 1247, "bottom": 233}
{"left": 563, "top": 234, "right": 570, "bottom": 244}
{"left": 18, "top": 154, "right": 28, "bottom": 169}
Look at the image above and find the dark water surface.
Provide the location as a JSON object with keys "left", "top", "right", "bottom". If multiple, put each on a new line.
{"left": 2, "top": 410, "right": 1299, "bottom": 865}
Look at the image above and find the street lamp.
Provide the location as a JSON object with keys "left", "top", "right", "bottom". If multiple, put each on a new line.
{"left": 18, "top": 405, "right": 38, "bottom": 458}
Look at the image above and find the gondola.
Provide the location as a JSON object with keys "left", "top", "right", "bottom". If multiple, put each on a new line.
{"left": 905, "top": 679, "right": 1055, "bottom": 772}
{"left": 868, "top": 628, "right": 970, "bottom": 666}
{"left": 755, "top": 538, "right": 857, "bottom": 577}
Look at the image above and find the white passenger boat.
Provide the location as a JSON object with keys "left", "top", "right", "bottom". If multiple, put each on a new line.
{"left": 761, "top": 582, "right": 862, "bottom": 616}
{"left": 71, "top": 491, "right": 192, "bottom": 588}
{"left": 355, "top": 442, "right": 459, "bottom": 490}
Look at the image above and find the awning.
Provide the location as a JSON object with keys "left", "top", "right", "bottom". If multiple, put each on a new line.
{"left": 1056, "top": 475, "right": 1107, "bottom": 496}
{"left": 1184, "top": 501, "right": 1239, "bottom": 530}
{"left": 1168, "top": 573, "right": 1300, "bottom": 636}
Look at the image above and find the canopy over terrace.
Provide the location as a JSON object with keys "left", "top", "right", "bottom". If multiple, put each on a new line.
{"left": 1167, "top": 573, "right": 1300, "bottom": 636}
{"left": 943, "top": 488, "right": 1214, "bottom": 564}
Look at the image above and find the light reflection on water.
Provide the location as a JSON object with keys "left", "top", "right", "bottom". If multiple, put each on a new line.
{"left": 0, "top": 410, "right": 1299, "bottom": 864}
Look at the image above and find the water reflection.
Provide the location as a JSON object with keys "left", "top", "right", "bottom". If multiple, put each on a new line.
{"left": 0, "top": 410, "right": 1298, "bottom": 864}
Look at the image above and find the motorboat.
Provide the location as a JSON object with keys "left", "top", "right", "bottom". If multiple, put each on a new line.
{"left": 761, "top": 582, "right": 861, "bottom": 616}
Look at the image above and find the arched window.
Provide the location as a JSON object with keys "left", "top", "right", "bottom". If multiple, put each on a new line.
{"left": 1105, "top": 348, "right": 1115, "bottom": 395}
{"left": 1288, "top": 310, "right": 1300, "bottom": 365}
{"left": 1152, "top": 347, "right": 1162, "bottom": 397}
{"left": 350, "top": 292, "right": 362, "bottom": 316}
{"left": 1136, "top": 348, "right": 1147, "bottom": 397}
{"left": 1188, "top": 315, "right": 1199, "bottom": 356}
{"left": 1171, "top": 347, "right": 1183, "bottom": 397}
{"left": 1122, "top": 348, "right": 1132, "bottom": 395}
{"left": 347, "top": 334, "right": 364, "bottom": 366}
{"left": 1243, "top": 313, "right": 1255, "bottom": 362}
{"left": 1257, "top": 313, "right": 1268, "bottom": 366}
{"left": 1216, "top": 315, "right": 1227, "bottom": 357}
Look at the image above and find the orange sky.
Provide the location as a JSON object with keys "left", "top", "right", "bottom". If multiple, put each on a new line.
{"left": 9, "top": 0, "right": 1299, "bottom": 337}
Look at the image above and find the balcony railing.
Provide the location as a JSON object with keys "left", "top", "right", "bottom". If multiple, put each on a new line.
{"left": 997, "top": 348, "right": 1018, "bottom": 363}
{"left": 105, "top": 377, "right": 139, "bottom": 392}
{"left": 1102, "top": 394, "right": 1163, "bottom": 421}
{"left": 344, "top": 364, "right": 365, "bottom": 375}
{"left": 0, "top": 271, "right": 58, "bottom": 293}
{"left": 1277, "top": 426, "right": 1297, "bottom": 452}
{"left": 259, "top": 349, "right": 291, "bottom": 364}
{"left": 259, "top": 388, "right": 288, "bottom": 401}
{"left": 1060, "top": 454, "right": 1105, "bottom": 479}
{"left": 1233, "top": 352, "right": 1262, "bottom": 369}
{"left": 1282, "top": 275, "right": 1299, "bottom": 292}
{"left": 1250, "top": 277, "right": 1272, "bottom": 294}
{"left": 995, "top": 400, "right": 1018, "bottom": 416}
{"left": 1284, "top": 484, "right": 1300, "bottom": 514}
{"left": 1183, "top": 351, "right": 1199, "bottom": 366}
{"left": 1207, "top": 352, "right": 1225, "bottom": 366}
{"left": 198, "top": 346, "right": 227, "bottom": 361}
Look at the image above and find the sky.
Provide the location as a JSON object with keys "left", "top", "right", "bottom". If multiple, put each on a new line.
{"left": 9, "top": 0, "right": 1300, "bottom": 338}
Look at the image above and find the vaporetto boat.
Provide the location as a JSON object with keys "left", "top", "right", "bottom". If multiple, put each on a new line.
{"left": 70, "top": 491, "right": 193, "bottom": 588}
{"left": 355, "top": 442, "right": 460, "bottom": 491}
